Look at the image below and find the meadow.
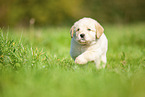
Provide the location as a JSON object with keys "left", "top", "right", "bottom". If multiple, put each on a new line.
{"left": 0, "top": 24, "right": 145, "bottom": 97}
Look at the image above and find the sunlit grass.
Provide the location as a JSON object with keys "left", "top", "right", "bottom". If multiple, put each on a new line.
{"left": 0, "top": 24, "right": 145, "bottom": 97}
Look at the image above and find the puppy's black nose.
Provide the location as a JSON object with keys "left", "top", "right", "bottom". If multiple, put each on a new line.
{"left": 80, "top": 34, "right": 85, "bottom": 38}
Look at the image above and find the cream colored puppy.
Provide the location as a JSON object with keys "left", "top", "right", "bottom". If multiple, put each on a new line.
{"left": 70, "top": 17, "right": 108, "bottom": 69}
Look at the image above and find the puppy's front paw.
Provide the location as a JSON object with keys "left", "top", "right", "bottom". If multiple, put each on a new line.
{"left": 75, "top": 56, "right": 88, "bottom": 64}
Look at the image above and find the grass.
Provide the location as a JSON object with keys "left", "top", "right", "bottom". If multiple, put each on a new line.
{"left": 0, "top": 24, "right": 145, "bottom": 97}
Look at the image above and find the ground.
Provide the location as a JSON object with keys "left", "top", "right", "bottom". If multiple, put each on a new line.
{"left": 0, "top": 24, "right": 145, "bottom": 97}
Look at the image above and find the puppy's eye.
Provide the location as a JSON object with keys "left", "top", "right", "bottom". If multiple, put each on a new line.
{"left": 77, "top": 28, "right": 80, "bottom": 31}
{"left": 87, "top": 28, "right": 91, "bottom": 31}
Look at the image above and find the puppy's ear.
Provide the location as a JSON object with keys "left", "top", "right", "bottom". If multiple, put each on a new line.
{"left": 70, "top": 26, "right": 74, "bottom": 38}
{"left": 95, "top": 22, "right": 104, "bottom": 39}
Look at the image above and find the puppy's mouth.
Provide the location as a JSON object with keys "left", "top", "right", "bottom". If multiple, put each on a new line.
{"left": 78, "top": 39, "right": 87, "bottom": 44}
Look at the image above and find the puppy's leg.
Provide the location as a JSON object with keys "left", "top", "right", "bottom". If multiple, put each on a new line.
{"left": 75, "top": 51, "right": 97, "bottom": 64}
{"left": 75, "top": 54, "right": 88, "bottom": 64}
{"left": 94, "top": 57, "right": 101, "bottom": 69}
{"left": 95, "top": 53, "right": 107, "bottom": 69}
{"left": 101, "top": 53, "right": 107, "bottom": 68}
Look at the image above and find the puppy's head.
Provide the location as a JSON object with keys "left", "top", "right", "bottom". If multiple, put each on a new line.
{"left": 70, "top": 18, "right": 104, "bottom": 44}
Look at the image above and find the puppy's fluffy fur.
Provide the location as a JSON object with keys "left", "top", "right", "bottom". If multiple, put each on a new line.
{"left": 70, "top": 17, "right": 108, "bottom": 69}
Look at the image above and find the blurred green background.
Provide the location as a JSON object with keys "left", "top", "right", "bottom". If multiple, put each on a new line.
{"left": 0, "top": 0, "right": 145, "bottom": 27}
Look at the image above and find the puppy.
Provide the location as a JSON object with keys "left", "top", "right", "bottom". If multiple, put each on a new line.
{"left": 70, "top": 17, "right": 108, "bottom": 69}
